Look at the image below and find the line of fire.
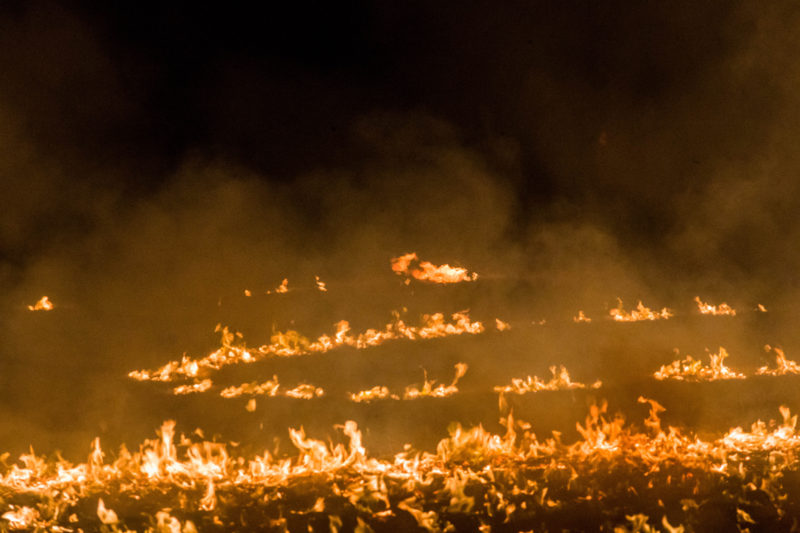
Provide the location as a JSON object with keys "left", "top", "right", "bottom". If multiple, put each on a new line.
{"left": 3, "top": 254, "right": 799, "bottom": 532}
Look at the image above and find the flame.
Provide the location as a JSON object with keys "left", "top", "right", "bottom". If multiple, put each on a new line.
{"left": 694, "top": 296, "right": 736, "bottom": 316}
{"left": 403, "top": 363, "right": 468, "bottom": 399}
{"left": 27, "top": 296, "right": 53, "bottom": 311}
{"left": 243, "top": 289, "right": 252, "bottom": 297}
{"left": 757, "top": 345, "right": 800, "bottom": 376}
{"left": 573, "top": 310, "right": 592, "bottom": 323}
{"left": 653, "top": 347, "right": 745, "bottom": 381}
{"left": 494, "top": 318, "right": 510, "bottom": 331}
{"left": 172, "top": 379, "right": 213, "bottom": 395}
{"left": 130, "top": 311, "right": 484, "bottom": 383}
{"left": 348, "top": 386, "right": 398, "bottom": 403}
{"left": 1, "top": 405, "right": 799, "bottom": 530}
{"left": 609, "top": 299, "right": 672, "bottom": 322}
{"left": 391, "top": 252, "right": 478, "bottom": 284}
{"left": 494, "top": 365, "right": 602, "bottom": 394}
{"left": 315, "top": 275, "right": 327, "bottom": 292}
{"left": 219, "top": 375, "right": 323, "bottom": 400}
{"left": 757, "top": 303, "right": 768, "bottom": 312}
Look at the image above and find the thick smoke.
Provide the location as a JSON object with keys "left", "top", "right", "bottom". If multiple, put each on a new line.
{"left": 1, "top": 2, "right": 800, "bottom": 456}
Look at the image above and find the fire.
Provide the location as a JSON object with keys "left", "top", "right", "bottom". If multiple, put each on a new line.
{"left": 3, "top": 404, "right": 800, "bottom": 530}
{"left": 494, "top": 318, "right": 510, "bottom": 331}
{"left": 273, "top": 278, "right": 289, "bottom": 294}
{"left": 390, "top": 252, "right": 478, "bottom": 284}
{"left": 494, "top": 365, "right": 601, "bottom": 394}
{"left": 757, "top": 345, "right": 800, "bottom": 376}
{"left": 315, "top": 275, "right": 327, "bottom": 292}
{"left": 129, "top": 311, "right": 484, "bottom": 383}
{"left": 349, "top": 363, "right": 469, "bottom": 402}
{"left": 403, "top": 363, "right": 468, "bottom": 399}
{"left": 573, "top": 310, "right": 592, "bottom": 323}
{"left": 27, "top": 296, "right": 53, "bottom": 311}
{"left": 694, "top": 296, "right": 736, "bottom": 316}
{"left": 172, "top": 379, "right": 213, "bottom": 395}
{"left": 653, "top": 347, "right": 745, "bottom": 381}
{"left": 349, "top": 385, "right": 398, "bottom": 403}
{"left": 609, "top": 298, "right": 672, "bottom": 322}
{"left": 219, "top": 376, "right": 324, "bottom": 400}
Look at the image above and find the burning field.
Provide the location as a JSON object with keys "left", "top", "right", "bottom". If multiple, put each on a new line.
{"left": 5, "top": 2, "right": 800, "bottom": 532}
{"left": 5, "top": 257, "right": 800, "bottom": 532}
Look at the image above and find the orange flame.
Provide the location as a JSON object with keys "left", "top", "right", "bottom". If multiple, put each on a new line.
{"left": 653, "top": 347, "right": 745, "bottom": 381}
{"left": 494, "top": 366, "right": 601, "bottom": 394}
{"left": 694, "top": 296, "right": 736, "bottom": 316}
{"left": 391, "top": 252, "right": 478, "bottom": 284}
{"left": 130, "top": 311, "right": 484, "bottom": 383}
{"left": 27, "top": 296, "right": 53, "bottom": 311}
{"left": 609, "top": 299, "right": 672, "bottom": 322}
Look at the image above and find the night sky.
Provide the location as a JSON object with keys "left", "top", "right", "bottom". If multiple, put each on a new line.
{"left": 2, "top": 1, "right": 800, "bottom": 455}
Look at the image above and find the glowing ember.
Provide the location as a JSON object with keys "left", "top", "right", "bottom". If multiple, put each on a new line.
{"left": 390, "top": 252, "right": 478, "bottom": 284}
{"left": 757, "top": 303, "right": 768, "bottom": 312}
{"left": 609, "top": 298, "right": 672, "bottom": 322}
{"left": 653, "top": 347, "right": 745, "bottom": 381}
{"left": 573, "top": 310, "right": 592, "bottom": 323}
{"left": 403, "top": 362, "right": 468, "bottom": 399}
{"left": 130, "top": 311, "right": 484, "bottom": 383}
{"left": 757, "top": 345, "right": 800, "bottom": 376}
{"left": 694, "top": 296, "right": 736, "bottom": 316}
{"left": 243, "top": 289, "right": 252, "bottom": 297}
{"left": 494, "top": 365, "right": 601, "bottom": 394}
{"left": 315, "top": 275, "right": 327, "bottom": 292}
{"left": 27, "top": 296, "right": 53, "bottom": 311}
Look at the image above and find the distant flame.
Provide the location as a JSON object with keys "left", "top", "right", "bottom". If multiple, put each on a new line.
{"left": 27, "top": 296, "right": 53, "bottom": 311}
{"left": 609, "top": 298, "right": 672, "bottom": 322}
{"left": 391, "top": 252, "right": 478, "bottom": 284}
{"left": 694, "top": 296, "right": 736, "bottom": 316}
{"left": 494, "top": 365, "right": 601, "bottom": 394}
{"left": 573, "top": 310, "right": 592, "bottom": 323}
{"left": 654, "top": 347, "right": 745, "bottom": 381}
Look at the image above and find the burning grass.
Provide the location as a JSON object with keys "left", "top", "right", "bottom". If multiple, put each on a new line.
{"left": 2, "top": 403, "right": 800, "bottom": 532}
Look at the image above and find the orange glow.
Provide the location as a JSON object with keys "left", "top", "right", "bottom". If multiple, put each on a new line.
{"left": 653, "top": 347, "right": 745, "bottom": 381}
{"left": 27, "top": 296, "right": 53, "bottom": 311}
{"left": 694, "top": 296, "right": 736, "bottom": 316}
{"left": 391, "top": 252, "right": 478, "bottom": 284}
{"left": 609, "top": 298, "right": 672, "bottom": 322}
{"left": 315, "top": 275, "right": 327, "bottom": 292}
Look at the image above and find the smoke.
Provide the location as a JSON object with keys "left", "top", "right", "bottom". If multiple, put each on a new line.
{"left": 2, "top": 2, "right": 800, "bottom": 456}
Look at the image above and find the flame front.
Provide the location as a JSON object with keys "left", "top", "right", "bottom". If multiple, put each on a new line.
{"left": 3, "top": 405, "right": 800, "bottom": 531}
